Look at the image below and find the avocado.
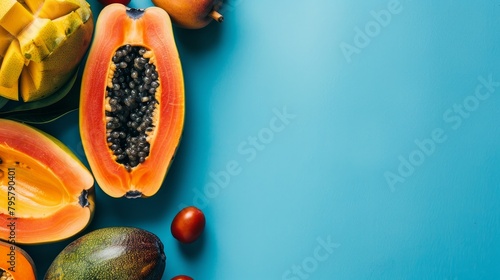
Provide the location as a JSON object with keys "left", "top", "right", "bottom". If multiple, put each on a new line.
{"left": 44, "top": 227, "right": 166, "bottom": 280}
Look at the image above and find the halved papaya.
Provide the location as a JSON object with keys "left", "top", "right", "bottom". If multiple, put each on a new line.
{"left": 0, "top": 118, "right": 95, "bottom": 244}
{"left": 80, "top": 4, "right": 184, "bottom": 198}
{"left": 0, "top": 240, "right": 37, "bottom": 280}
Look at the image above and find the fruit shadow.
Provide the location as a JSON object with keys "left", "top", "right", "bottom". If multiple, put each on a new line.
{"left": 24, "top": 240, "right": 73, "bottom": 279}
{"left": 89, "top": 134, "right": 202, "bottom": 227}
{"left": 173, "top": 20, "right": 225, "bottom": 55}
{"left": 89, "top": 82, "right": 215, "bottom": 228}
{"left": 167, "top": 224, "right": 218, "bottom": 279}
{"left": 177, "top": 231, "right": 207, "bottom": 261}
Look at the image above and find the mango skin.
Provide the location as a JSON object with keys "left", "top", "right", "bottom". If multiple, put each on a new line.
{"left": 151, "top": 0, "right": 223, "bottom": 29}
{"left": 44, "top": 227, "right": 166, "bottom": 280}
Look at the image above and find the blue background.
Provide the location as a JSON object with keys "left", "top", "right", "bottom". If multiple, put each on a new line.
{"left": 22, "top": 0, "right": 500, "bottom": 279}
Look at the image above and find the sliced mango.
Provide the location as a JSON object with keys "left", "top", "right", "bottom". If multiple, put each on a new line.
{"left": 20, "top": 61, "right": 72, "bottom": 102}
{"left": 20, "top": 13, "right": 90, "bottom": 101}
{"left": 0, "top": 0, "right": 34, "bottom": 36}
{"left": 38, "top": 0, "right": 80, "bottom": 20}
{"left": 19, "top": 18, "right": 64, "bottom": 62}
{"left": 0, "top": 40, "right": 24, "bottom": 88}
{"left": 0, "top": 26, "right": 13, "bottom": 55}
{"left": 0, "top": 82, "right": 19, "bottom": 100}
{"left": 74, "top": 2, "right": 92, "bottom": 23}
{"left": 0, "top": 0, "right": 93, "bottom": 102}
{"left": 22, "top": 0, "right": 44, "bottom": 14}
{"left": 53, "top": 10, "right": 83, "bottom": 36}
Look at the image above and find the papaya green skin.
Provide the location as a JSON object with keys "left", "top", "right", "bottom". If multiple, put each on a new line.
{"left": 44, "top": 227, "right": 166, "bottom": 280}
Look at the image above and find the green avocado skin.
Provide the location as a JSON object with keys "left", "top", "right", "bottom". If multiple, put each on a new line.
{"left": 44, "top": 227, "right": 166, "bottom": 280}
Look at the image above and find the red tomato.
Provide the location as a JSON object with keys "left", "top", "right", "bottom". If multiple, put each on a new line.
{"left": 97, "top": 0, "right": 131, "bottom": 6}
{"left": 171, "top": 206, "right": 206, "bottom": 243}
{"left": 171, "top": 275, "right": 194, "bottom": 280}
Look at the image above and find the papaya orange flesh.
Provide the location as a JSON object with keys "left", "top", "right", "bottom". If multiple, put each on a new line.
{"left": 80, "top": 4, "right": 184, "bottom": 198}
{"left": 0, "top": 240, "right": 37, "bottom": 280}
{"left": 0, "top": 119, "right": 95, "bottom": 244}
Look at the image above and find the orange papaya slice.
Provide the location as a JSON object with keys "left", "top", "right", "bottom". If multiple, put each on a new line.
{"left": 0, "top": 118, "right": 95, "bottom": 244}
{"left": 80, "top": 4, "right": 185, "bottom": 198}
{"left": 0, "top": 240, "right": 37, "bottom": 280}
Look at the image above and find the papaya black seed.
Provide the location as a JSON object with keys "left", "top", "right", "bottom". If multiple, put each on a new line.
{"left": 131, "top": 71, "right": 138, "bottom": 79}
{"left": 105, "top": 44, "right": 159, "bottom": 170}
{"left": 1, "top": 269, "right": 14, "bottom": 280}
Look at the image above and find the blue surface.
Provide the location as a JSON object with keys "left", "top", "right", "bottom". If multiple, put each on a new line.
{"left": 22, "top": 0, "right": 500, "bottom": 279}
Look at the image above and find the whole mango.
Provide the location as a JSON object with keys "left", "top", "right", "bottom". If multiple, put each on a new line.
{"left": 0, "top": 0, "right": 93, "bottom": 102}
{"left": 44, "top": 227, "right": 166, "bottom": 280}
